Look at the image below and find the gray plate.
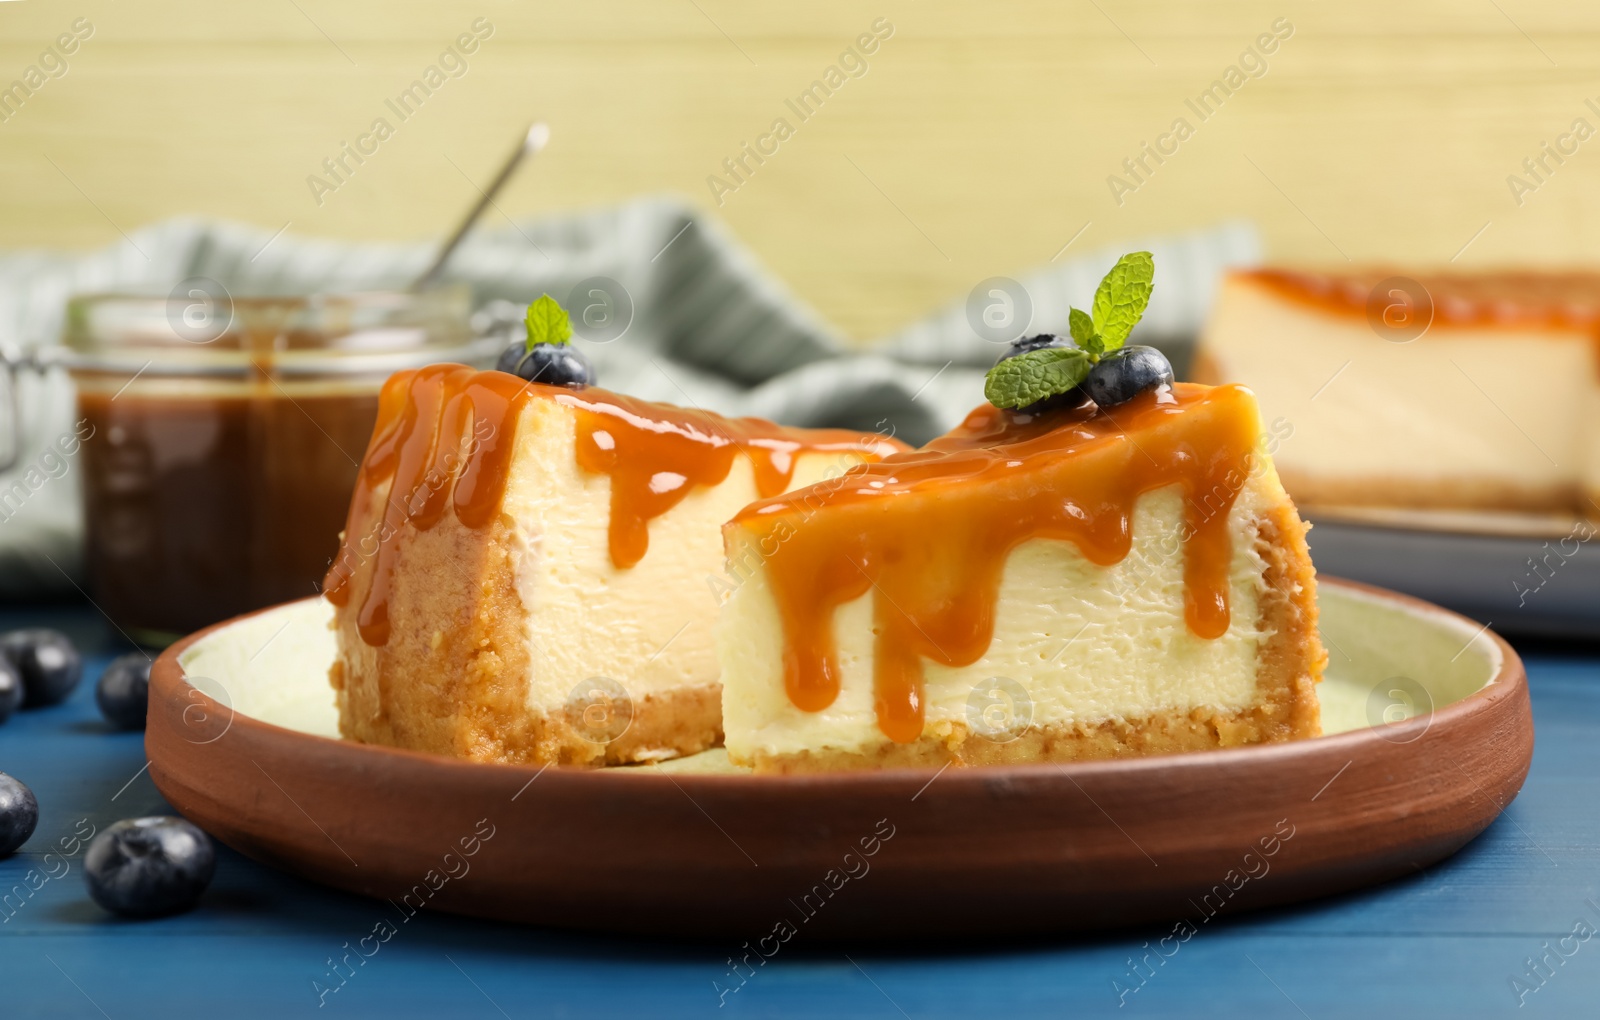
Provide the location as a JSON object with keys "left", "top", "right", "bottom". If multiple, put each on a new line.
{"left": 1303, "top": 507, "right": 1600, "bottom": 639}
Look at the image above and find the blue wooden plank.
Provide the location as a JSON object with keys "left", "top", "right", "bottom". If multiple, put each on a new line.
{"left": 1, "top": 606, "right": 1597, "bottom": 1018}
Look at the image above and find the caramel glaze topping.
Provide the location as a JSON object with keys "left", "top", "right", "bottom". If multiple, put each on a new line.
{"left": 1248, "top": 267, "right": 1600, "bottom": 332}
{"left": 565, "top": 388, "right": 903, "bottom": 570}
{"left": 729, "top": 383, "right": 1262, "bottom": 744}
{"left": 324, "top": 364, "right": 904, "bottom": 646}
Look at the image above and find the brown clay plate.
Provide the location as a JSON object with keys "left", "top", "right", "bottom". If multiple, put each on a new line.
{"left": 147, "top": 577, "right": 1531, "bottom": 938}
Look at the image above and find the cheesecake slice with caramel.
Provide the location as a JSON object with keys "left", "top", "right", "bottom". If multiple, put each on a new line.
{"left": 1196, "top": 268, "right": 1600, "bottom": 515}
{"left": 324, "top": 362, "right": 902, "bottom": 766}
{"left": 718, "top": 253, "right": 1324, "bottom": 772}
{"left": 718, "top": 383, "right": 1324, "bottom": 771}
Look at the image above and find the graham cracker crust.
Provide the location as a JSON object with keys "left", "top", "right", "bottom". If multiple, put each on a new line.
{"left": 329, "top": 504, "right": 721, "bottom": 767}
{"left": 744, "top": 497, "right": 1326, "bottom": 774}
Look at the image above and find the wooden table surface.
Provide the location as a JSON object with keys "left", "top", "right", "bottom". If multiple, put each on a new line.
{"left": 0, "top": 603, "right": 1596, "bottom": 1018}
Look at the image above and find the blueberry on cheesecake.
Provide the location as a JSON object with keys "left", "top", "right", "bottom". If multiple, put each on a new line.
{"left": 987, "top": 251, "right": 1174, "bottom": 416}
{"left": 495, "top": 293, "right": 595, "bottom": 387}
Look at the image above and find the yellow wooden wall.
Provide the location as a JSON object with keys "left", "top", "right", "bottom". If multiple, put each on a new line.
{"left": 3, "top": 0, "right": 1600, "bottom": 341}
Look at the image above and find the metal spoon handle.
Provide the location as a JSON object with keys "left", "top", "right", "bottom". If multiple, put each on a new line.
{"left": 411, "top": 122, "right": 550, "bottom": 292}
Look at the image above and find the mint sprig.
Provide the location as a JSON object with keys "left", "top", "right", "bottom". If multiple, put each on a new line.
{"left": 983, "top": 346, "right": 1092, "bottom": 410}
{"left": 983, "top": 251, "right": 1155, "bottom": 409}
{"left": 524, "top": 293, "right": 573, "bottom": 348}
{"left": 1089, "top": 251, "right": 1154, "bottom": 352}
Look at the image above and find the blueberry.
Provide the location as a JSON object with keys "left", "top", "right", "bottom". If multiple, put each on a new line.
{"left": 1084, "top": 345, "right": 1175, "bottom": 409}
{"left": 999, "top": 333, "right": 1075, "bottom": 360}
{"left": 84, "top": 817, "right": 216, "bottom": 918}
{"left": 0, "top": 629, "right": 83, "bottom": 708}
{"left": 495, "top": 342, "right": 594, "bottom": 388}
{"left": 97, "top": 652, "right": 152, "bottom": 731}
{"left": 0, "top": 772, "right": 38, "bottom": 856}
{"left": 995, "top": 334, "right": 1092, "bottom": 415}
{"left": 0, "top": 656, "right": 20, "bottom": 725}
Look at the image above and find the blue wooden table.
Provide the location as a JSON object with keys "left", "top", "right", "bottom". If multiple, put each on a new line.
{"left": 1, "top": 604, "right": 1596, "bottom": 1019}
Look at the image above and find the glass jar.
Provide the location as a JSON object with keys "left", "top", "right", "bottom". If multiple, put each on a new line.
{"left": 59, "top": 286, "right": 492, "bottom": 644}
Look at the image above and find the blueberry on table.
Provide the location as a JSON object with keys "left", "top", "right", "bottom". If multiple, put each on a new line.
{"left": 96, "top": 652, "right": 153, "bottom": 731}
{"left": 0, "top": 628, "right": 83, "bottom": 708}
{"left": 0, "top": 656, "right": 21, "bottom": 725}
{"left": 84, "top": 817, "right": 216, "bottom": 918}
{"left": 0, "top": 772, "right": 38, "bottom": 856}
{"left": 496, "top": 341, "right": 595, "bottom": 388}
{"left": 1084, "top": 345, "right": 1175, "bottom": 410}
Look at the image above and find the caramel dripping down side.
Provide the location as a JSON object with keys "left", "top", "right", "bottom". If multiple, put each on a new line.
{"left": 562, "top": 388, "right": 904, "bottom": 569}
{"left": 737, "top": 383, "right": 1261, "bottom": 744}
{"left": 323, "top": 365, "right": 530, "bottom": 646}
{"left": 323, "top": 366, "right": 905, "bottom": 646}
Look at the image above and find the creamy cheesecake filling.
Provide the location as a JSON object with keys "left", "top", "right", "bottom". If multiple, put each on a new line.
{"left": 721, "top": 484, "right": 1275, "bottom": 763}
{"left": 1200, "top": 271, "right": 1600, "bottom": 511}
{"left": 500, "top": 395, "right": 874, "bottom": 716}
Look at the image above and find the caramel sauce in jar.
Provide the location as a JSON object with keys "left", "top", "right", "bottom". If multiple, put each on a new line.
{"left": 64, "top": 290, "right": 478, "bottom": 643}
{"left": 76, "top": 381, "right": 381, "bottom": 640}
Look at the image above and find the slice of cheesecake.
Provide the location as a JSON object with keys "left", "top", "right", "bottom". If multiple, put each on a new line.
{"left": 324, "top": 364, "right": 903, "bottom": 766}
{"left": 717, "top": 382, "right": 1324, "bottom": 772}
{"left": 1195, "top": 268, "right": 1600, "bottom": 515}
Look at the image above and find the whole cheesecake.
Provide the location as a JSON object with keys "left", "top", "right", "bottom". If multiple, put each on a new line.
{"left": 717, "top": 382, "right": 1325, "bottom": 772}
{"left": 1196, "top": 268, "right": 1600, "bottom": 515}
{"left": 324, "top": 364, "right": 903, "bottom": 766}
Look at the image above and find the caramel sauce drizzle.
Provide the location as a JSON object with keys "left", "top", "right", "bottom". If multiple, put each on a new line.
{"left": 324, "top": 364, "right": 902, "bottom": 646}
{"left": 1248, "top": 267, "right": 1600, "bottom": 333}
{"left": 729, "top": 383, "right": 1261, "bottom": 743}
{"left": 564, "top": 389, "right": 902, "bottom": 569}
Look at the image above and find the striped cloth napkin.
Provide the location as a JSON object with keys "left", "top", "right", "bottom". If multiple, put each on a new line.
{"left": 0, "top": 197, "right": 1258, "bottom": 594}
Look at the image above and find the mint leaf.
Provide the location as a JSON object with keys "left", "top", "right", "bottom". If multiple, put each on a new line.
{"left": 1068, "top": 307, "right": 1099, "bottom": 355}
{"left": 525, "top": 294, "right": 573, "bottom": 348}
{"left": 1089, "top": 251, "right": 1154, "bottom": 352}
{"left": 984, "top": 347, "right": 1092, "bottom": 410}
{"left": 1068, "top": 306, "right": 1094, "bottom": 345}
